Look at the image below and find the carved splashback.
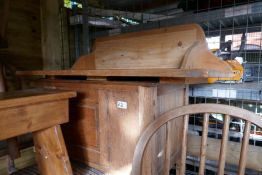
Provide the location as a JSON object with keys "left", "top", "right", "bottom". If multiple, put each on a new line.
{"left": 72, "top": 24, "right": 232, "bottom": 74}
{"left": 16, "top": 24, "right": 234, "bottom": 80}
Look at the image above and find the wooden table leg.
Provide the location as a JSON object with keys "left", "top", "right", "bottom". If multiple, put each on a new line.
{"left": 7, "top": 137, "right": 20, "bottom": 159}
{"left": 33, "top": 125, "right": 73, "bottom": 175}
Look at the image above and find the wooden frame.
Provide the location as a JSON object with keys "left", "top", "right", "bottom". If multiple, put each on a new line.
{"left": 131, "top": 104, "right": 261, "bottom": 175}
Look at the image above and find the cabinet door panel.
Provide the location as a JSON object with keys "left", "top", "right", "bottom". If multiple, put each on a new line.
{"left": 63, "top": 104, "right": 99, "bottom": 148}
{"left": 99, "top": 89, "right": 140, "bottom": 173}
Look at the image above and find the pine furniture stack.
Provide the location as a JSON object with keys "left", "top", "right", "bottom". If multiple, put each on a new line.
{"left": 17, "top": 24, "right": 233, "bottom": 175}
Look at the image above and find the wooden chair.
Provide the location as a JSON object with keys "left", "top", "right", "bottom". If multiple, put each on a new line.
{"left": 131, "top": 103, "right": 262, "bottom": 175}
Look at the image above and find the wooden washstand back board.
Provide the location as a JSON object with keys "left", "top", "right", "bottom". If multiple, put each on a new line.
{"left": 17, "top": 24, "right": 233, "bottom": 79}
{"left": 72, "top": 24, "right": 232, "bottom": 74}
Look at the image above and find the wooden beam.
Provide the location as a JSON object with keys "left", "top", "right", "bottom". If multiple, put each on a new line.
{"left": 160, "top": 78, "right": 208, "bottom": 84}
{"left": 16, "top": 68, "right": 233, "bottom": 78}
{"left": 0, "top": 147, "right": 36, "bottom": 175}
{"left": 0, "top": 89, "right": 76, "bottom": 109}
{"left": 40, "top": 0, "right": 66, "bottom": 70}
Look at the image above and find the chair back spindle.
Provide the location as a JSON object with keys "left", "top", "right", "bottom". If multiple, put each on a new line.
{"left": 131, "top": 104, "right": 261, "bottom": 175}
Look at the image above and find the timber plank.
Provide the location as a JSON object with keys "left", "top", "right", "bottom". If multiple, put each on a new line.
{"left": 0, "top": 89, "right": 76, "bottom": 109}
{"left": 16, "top": 69, "right": 233, "bottom": 78}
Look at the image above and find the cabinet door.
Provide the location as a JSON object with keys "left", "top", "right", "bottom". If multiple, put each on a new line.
{"left": 99, "top": 89, "right": 140, "bottom": 173}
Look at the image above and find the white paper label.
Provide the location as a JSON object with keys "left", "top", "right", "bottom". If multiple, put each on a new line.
{"left": 117, "top": 101, "right": 128, "bottom": 109}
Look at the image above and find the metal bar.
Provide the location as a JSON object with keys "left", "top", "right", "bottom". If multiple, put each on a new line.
{"left": 82, "top": 0, "right": 90, "bottom": 54}
{"left": 217, "top": 115, "right": 230, "bottom": 175}
{"left": 94, "top": 2, "right": 262, "bottom": 38}
{"left": 69, "top": 15, "right": 123, "bottom": 28}
{"left": 199, "top": 113, "right": 209, "bottom": 175}
{"left": 238, "top": 120, "right": 251, "bottom": 175}
{"left": 88, "top": 7, "right": 174, "bottom": 22}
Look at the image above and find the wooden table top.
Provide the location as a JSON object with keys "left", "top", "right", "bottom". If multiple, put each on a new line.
{"left": 16, "top": 68, "right": 233, "bottom": 78}
{"left": 0, "top": 88, "right": 76, "bottom": 109}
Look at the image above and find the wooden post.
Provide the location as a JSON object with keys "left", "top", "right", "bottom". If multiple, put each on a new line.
{"left": 40, "top": 0, "right": 68, "bottom": 70}
{"left": 33, "top": 125, "right": 73, "bottom": 175}
{"left": 238, "top": 121, "right": 251, "bottom": 175}
{"left": 217, "top": 115, "right": 230, "bottom": 175}
{"left": 199, "top": 113, "right": 209, "bottom": 175}
{"left": 6, "top": 138, "right": 20, "bottom": 159}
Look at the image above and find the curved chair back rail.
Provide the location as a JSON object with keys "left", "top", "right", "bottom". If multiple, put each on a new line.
{"left": 131, "top": 103, "right": 261, "bottom": 175}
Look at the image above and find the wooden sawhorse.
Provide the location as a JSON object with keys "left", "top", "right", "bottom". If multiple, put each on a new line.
{"left": 0, "top": 89, "right": 76, "bottom": 175}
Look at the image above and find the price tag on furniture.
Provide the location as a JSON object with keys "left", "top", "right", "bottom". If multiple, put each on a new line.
{"left": 117, "top": 101, "right": 128, "bottom": 109}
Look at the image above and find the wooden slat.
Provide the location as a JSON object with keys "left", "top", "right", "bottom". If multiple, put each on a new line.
{"left": 180, "top": 115, "right": 189, "bottom": 175}
{"left": 188, "top": 133, "right": 262, "bottom": 172}
{"left": 199, "top": 113, "right": 209, "bottom": 175}
{"left": 0, "top": 100, "right": 69, "bottom": 140}
{"left": 217, "top": 114, "right": 230, "bottom": 175}
{"left": 0, "top": 89, "right": 76, "bottom": 109}
{"left": 163, "top": 121, "right": 172, "bottom": 175}
{"left": 16, "top": 68, "right": 233, "bottom": 78}
{"left": 238, "top": 121, "right": 251, "bottom": 175}
{"left": 131, "top": 104, "right": 261, "bottom": 175}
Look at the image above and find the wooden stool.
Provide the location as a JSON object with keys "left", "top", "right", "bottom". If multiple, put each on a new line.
{"left": 0, "top": 89, "right": 76, "bottom": 175}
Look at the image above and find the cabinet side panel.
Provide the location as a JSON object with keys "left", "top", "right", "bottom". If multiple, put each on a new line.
{"left": 152, "top": 85, "right": 187, "bottom": 174}
{"left": 138, "top": 87, "right": 158, "bottom": 175}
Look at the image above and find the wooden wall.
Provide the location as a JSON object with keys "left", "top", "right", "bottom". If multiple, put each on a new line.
{"left": 0, "top": 0, "right": 9, "bottom": 48}
{"left": 0, "top": 1, "right": 42, "bottom": 172}
{"left": 0, "top": 0, "right": 42, "bottom": 70}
